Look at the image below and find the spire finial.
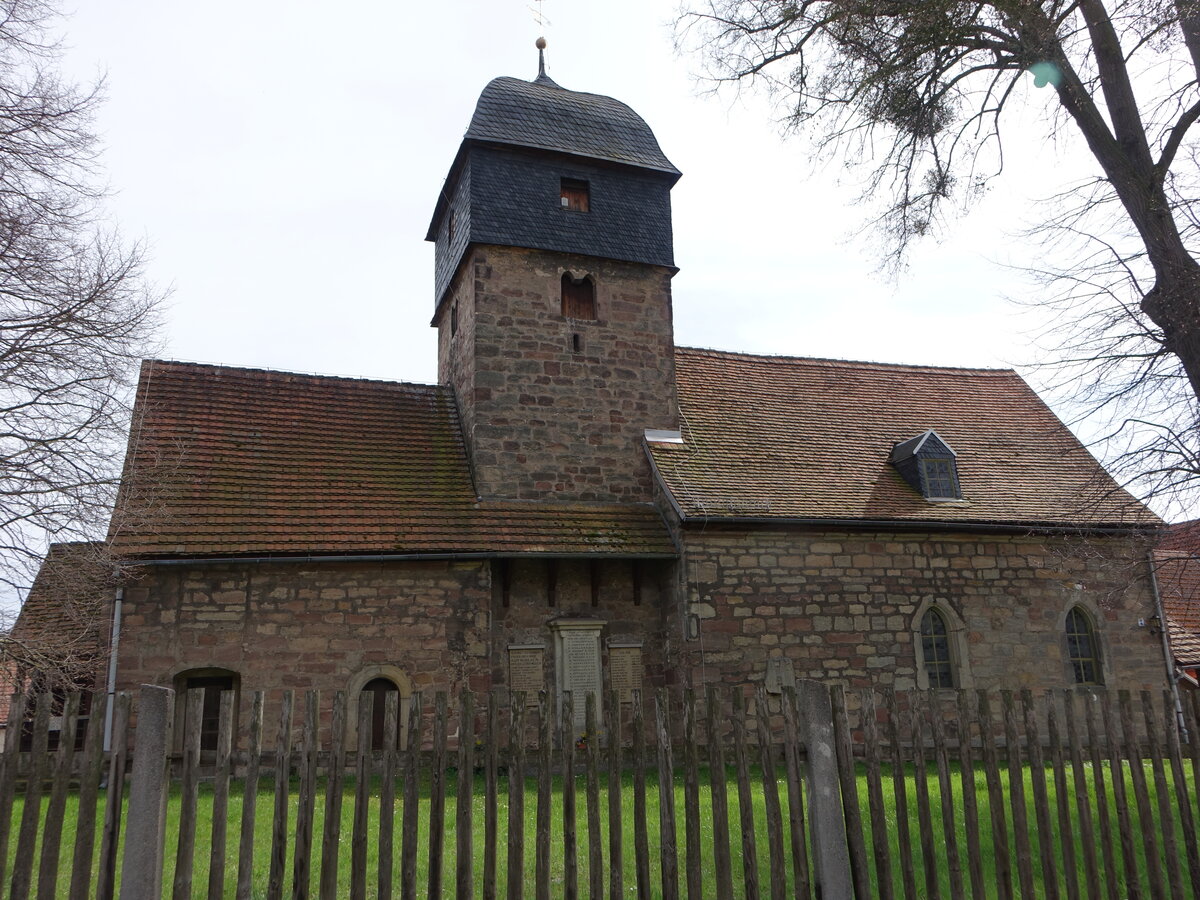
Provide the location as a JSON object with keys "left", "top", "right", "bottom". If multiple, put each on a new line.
{"left": 536, "top": 36, "right": 547, "bottom": 78}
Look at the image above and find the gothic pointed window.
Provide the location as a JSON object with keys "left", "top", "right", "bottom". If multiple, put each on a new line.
{"left": 920, "top": 607, "right": 955, "bottom": 689}
{"left": 1066, "top": 607, "right": 1102, "bottom": 685}
{"left": 561, "top": 272, "right": 596, "bottom": 320}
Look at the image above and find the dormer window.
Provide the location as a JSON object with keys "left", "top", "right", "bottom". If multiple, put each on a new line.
{"left": 891, "top": 430, "right": 963, "bottom": 500}
{"left": 560, "top": 178, "right": 589, "bottom": 212}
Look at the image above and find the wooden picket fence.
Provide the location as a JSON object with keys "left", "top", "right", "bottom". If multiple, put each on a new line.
{"left": 0, "top": 682, "right": 1198, "bottom": 899}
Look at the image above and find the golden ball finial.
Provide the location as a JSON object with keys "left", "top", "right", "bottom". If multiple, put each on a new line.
{"left": 536, "top": 36, "right": 547, "bottom": 50}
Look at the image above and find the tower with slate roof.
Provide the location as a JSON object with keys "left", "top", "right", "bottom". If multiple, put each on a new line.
{"left": 426, "top": 45, "right": 681, "bottom": 503}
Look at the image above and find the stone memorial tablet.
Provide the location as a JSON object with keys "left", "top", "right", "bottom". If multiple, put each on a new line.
{"left": 551, "top": 619, "right": 604, "bottom": 734}
{"left": 609, "top": 645, "right": 643, "bottom": 703}
{"left": 508, "top": 646, "right": 544, "bottom": 704}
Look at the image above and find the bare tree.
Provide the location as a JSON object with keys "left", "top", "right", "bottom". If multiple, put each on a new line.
{"left": 0, "top": 0, "right": 159, "bottom": 596}
{"left": 678, "top": 0, "right": 1200, "bottom": 509}
{"left": 0, "top": 540, "right": 112, "bottom": 697}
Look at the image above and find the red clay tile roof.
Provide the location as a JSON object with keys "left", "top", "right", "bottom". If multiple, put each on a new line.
{"left": 1162, "top": 520, "right": 1200, "bottom": 553}
{"left": 5, "top": 542, "right": 111, "bottom": 686}
{"left": 111, "top": 361, "right": 674, "bottom": 558}
{"left": 649, "top": 349, "right": 1158, "bottom": 528}
{"left": 1156, "top": 551, "right": 1200, "bottom": 666}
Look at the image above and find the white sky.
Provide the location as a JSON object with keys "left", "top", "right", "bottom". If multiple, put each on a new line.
{"left": 0, "top": 0, "right": 1173, "bottom": 615}
{"left": 58, "top": 0, "right": 1078, "bottom": 386}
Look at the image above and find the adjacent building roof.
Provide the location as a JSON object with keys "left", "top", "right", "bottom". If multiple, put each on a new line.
{"left": 464, "top": 76, "right": 680, "bottom": 177}
{"left": 647, "top": 348, "right": 1158, "bottom": 528}
{"left": 1157, "top": 551, "right": 1200, "bottom": 667}
{"left": 111, "top": 361, "right": 675, "bottom": 559}
{"left": 4, "top": 542, "right": 111, "bottom": 687}
{"left": 1162, "top": 519, "right": 1200, "bottom": 553}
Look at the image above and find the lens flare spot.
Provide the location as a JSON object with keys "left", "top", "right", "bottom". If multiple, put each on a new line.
{"left": 1029, "top": 61, "right": 1062, "bottom": 88}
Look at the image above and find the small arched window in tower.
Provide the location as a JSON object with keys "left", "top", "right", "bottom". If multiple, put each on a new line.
{"left": 447, "top": 207, "right": 457, "bottom": 242}
{"left": 561, "top": 273, "right": 596, "bottom": 320}
{"left": 919, "top": 607, "right": 955, "bottom": 689}
{"left": 1066, "top": 606, "right": 1102, "bottom": 684}
{"left": 560, "top": 178, "right": 589, "bottom": 212}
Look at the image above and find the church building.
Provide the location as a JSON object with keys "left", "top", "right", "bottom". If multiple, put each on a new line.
{"left": 60, "top": 52, "right": 1166, "bottom": 746}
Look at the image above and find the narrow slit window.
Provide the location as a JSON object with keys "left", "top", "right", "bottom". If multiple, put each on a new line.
{"left": 920, "top": 607, "right": 954, "bottom": 689}
{"left": 562, "top": 273, "right": 596, "bottom": 320}
{"left": 560, "top": 178, "right": 589, "bottom": 212}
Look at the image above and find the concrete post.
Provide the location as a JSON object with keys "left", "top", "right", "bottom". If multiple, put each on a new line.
{"left": 120, "top": 685, "right": 174, "bottom": 900}
{"left": 797, "top": 679, "right": 853, "bottom": 899}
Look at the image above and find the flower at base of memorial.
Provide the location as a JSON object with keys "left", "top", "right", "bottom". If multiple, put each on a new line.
{"left": 575, "top": 728, "right": 603, "bottom": 750}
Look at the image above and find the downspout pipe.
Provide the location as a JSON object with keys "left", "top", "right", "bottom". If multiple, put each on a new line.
{"left": 1147, "top": 552, "right": 1186, "bottom": 739}
{"left": 104, "top": 588, "right": 123, "bottom": 752}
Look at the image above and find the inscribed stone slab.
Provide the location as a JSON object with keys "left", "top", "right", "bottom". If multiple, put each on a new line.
{"left": 609, "top": 645, "right": 643, "bottom": 703}
{"left": 508, "top": 646, "right": 544, "bottom": 704}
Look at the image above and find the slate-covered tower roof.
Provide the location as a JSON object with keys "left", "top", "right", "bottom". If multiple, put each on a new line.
{"left": 426, "top": 51, "right": 680, "bottom": 305}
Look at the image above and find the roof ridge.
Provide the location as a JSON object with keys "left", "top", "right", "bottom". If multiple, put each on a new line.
{"left": 141, "top": 358, "right": 444, "bottom": 391}
{"left": 674, "top": 345, "right": 1017, "bottom": 375}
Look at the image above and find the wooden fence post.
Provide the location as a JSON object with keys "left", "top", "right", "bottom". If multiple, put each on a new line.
{"left": 796, "top": 679, "right": 852, "bottom": 899}
{"left": 119, "top": 684, "right": 175, "bottom": 900}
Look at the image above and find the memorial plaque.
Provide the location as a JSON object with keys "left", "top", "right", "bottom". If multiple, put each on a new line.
{"left": 551, "top": 620, "right": 604, "bottom": 735}
{"left": 609, "top": 645, "right": 643, "bottom": 703}
{"left": 508, "top": 646, "right": 544, "bottom": 704}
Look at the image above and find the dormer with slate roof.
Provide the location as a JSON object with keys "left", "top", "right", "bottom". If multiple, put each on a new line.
{"left": 427, "top": 47, "right": 681, "bottom": 504}
{"left": 891, "top": 429, "right": 963, "bottom": 501}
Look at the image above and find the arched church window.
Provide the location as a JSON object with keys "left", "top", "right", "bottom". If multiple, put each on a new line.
{"left": 1066, "top": 606, "right": 1102, "bottom": 684}
{"left": 561, "top": 273, "right": 596, "bottom": 320}
{"left": 919, "top": 607, "right": 955, "bottom": 689}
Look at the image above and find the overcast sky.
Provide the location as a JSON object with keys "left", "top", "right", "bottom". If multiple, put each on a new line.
{"left": 57, "top": 0, "right": 1083, "bottom": 382}
{"left": 43, "top": 0, "right": 1168, "bottom": 542}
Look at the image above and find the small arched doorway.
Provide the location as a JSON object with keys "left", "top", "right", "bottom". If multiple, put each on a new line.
{"left": 361, "top": 677, "right": 401, "bottom": 750}
{"left": 173, "top": 667, "right": 240, "bottom": 753}
{"left": 348, "top": 666, "right": 412, "bottom": 751}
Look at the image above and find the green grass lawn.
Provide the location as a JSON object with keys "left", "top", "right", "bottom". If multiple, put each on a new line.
{"left": 4, "top": 758, "right": 1195, "bottom": 898}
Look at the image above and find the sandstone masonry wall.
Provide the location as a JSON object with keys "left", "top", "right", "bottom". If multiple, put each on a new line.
{"left": 117, "top": 559, "right": 492, "bottom": 745}
{"left": 437, "top": 245, "right": 679, "bottom": 502}
{"left": 680, "top": 527, "right": 1164, "bottom": 694}
{"left": 488, "top": 557, "right": 677, "bottom": 695}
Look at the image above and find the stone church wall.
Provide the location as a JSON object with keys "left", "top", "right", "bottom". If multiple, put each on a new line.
{"left": 487, "top": 557, "right": 679, "bottom": 727}
{"left": 116, "top": 558, "right": 492, "bottom": 746}
{"left": 679, "top": 527, "right": 1164, "bottom": 695}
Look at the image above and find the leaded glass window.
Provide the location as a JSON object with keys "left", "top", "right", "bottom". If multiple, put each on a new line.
{"left": 1066, "top": 607, "right": 1102, "bottom": 684}
{"left": 920, "top": 457, "right": 961, "bottom": 499}
{"left": 920, "top": 607, "right": 954, "bottom": 689}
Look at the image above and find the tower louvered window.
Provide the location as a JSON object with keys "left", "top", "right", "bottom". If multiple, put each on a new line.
{"left": 561, "top": 273, "right": 596, "bottom": 320}
{"left": 560, "top": 178, "right": 589, "bottom": 211}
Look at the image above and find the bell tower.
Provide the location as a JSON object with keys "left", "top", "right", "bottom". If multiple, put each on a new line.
{"left": 427, "top": 45, "right": 681, "bottom": 503}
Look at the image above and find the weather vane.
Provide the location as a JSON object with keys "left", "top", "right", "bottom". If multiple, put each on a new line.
{"left": 528, "top": 0, "right": 551, "bottom": 31}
